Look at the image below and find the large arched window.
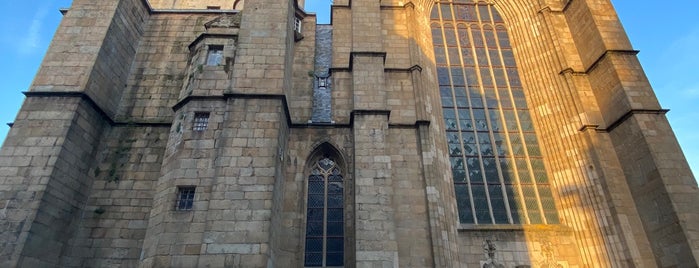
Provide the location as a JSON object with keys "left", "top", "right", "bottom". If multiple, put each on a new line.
{"left": 432, "top": 2, "right": 558, "bottom": 225}
{"left": 304, "top": 156, "right": 344, "bottom": 267}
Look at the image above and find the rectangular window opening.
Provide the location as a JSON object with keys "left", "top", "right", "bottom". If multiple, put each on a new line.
{"left": 206, "top": 45, "right": 224, "bottom": 66}
{"left": 294, "top": 17, "right": 302, "bottom": 33}
{"left": 206, "top": 6, "right": 221, "bottom": 10}
{"left": 193, "top": 112, "right": 210, "bottom": 131}
{"left": 176, "top": 186, "right": 196, "bottom": 211}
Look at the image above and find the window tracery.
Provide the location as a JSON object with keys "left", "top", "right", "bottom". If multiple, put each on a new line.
{"left": 304, "top": 156, "right": 344, "bottom": 267}
{"left": 432, "top": 2, "right": 559, "bottom": 225}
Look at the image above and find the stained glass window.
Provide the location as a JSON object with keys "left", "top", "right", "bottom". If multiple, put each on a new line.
{"left": 432, "top": 2, "right": 559, "bottom": 225}
{"left": 304, "top": 157, "right": 344, "bottom": 266}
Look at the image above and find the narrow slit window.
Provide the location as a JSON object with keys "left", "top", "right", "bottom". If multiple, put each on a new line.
{"left": 193, "top": 112, "right": 210, "bottom": 131}
{"left": 206, "top": 45, "right": 224, "bottom": 66}
{"left": 176, "top": 186, "right": 196, "bottom": 211}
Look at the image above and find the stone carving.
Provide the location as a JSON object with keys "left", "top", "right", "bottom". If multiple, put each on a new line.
{"left": 539, "top": 241, "right": 564, "bottom": 268}
{"left": 481, "top": 240, "right": 505, "bottom": 268}
{"left": 205, "top": 13, "right": 242, "bottom": 29}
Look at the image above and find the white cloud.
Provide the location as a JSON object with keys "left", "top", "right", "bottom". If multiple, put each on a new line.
{"left": 662, "top": 83, "right": 699, "bottom": 99}
{"left": 683, "top": 88, "right": 699, "bottom": 98}
{"left": 669, "top": 28, "right": 699, "bottom": 50}
{"left": 656, "top": 27, "right": 699, "bottom": 72}
{"left": 625, "top": 21, "right": 699, "bottom": 175}
{"left": 18, "top": 5, "right": 50, "bottom": 55}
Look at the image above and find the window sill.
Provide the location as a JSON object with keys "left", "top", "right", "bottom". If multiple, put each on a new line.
{"left": 202, "top": 65, "right": 225, "bottom": 71}
{"left": 457, "top": 224, "right": 571, "bottom": 232}
{"left": 294, "top": 31, "right": 304, "bottom": 42}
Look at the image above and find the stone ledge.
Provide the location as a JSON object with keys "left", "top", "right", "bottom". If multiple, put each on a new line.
{"left": 23, "top": 91, "right": 172, "bottom": 127}
{"left": 559, "top": 49, "right": 640, "bottom": 75}
{"left": 600, "top": 109, "right": 669, "bottom": 133}
{"left": 349, "top": 51, "right": 388, "bottom": 69}
{"left": 458, "top": 224, "right": 573, "bottom": 233}
{"left": 151, "top": 9, "right": 240, "bottom": 15}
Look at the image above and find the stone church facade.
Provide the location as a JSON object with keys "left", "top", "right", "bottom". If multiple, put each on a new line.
{"left": 0, "top": 0, "right": 697, "bottom": 267}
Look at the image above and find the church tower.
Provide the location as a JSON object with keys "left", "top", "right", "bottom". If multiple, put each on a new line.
{"left": 0, "top": 0, "right": 697, "bottom": 267}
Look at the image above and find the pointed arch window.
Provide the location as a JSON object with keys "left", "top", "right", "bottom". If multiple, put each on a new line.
{"left": 432, "top": 2, "right": 559, "bottom": 225}
{"left": 304, "top": 156, "right": 344, "bottom": 267}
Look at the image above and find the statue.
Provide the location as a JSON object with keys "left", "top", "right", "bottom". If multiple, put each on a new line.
{"left": 482, "top": 240, "right": 505, "bottom": 268}
{"left": 539, "top": 241, "right": 564, "bottom": 268}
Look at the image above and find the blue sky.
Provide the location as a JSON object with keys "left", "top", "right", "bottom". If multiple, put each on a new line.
{"left": 0, "top": 1, "right": 696, "bottom": 179}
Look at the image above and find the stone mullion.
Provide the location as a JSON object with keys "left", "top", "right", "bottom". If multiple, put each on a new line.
{"left": 468, "top": 10, "right": 496, "bottom": 224}
{"left": 441, "top": 6, "right": 482, "bottom": 225}
{"left": 322, "top": 169, "right": 329, "bottom": 266}
{"left": 506, "top": 11, "right": 555, "bottom": 226}
{"left": 478, "top": 5, "right": 519, "bottom": 224}
{"left": 476, "top": 5, "right": 543, "bottom": 224}
{"left": 488, "top": 19, "right": 519, "bottom": 225}
{"left": 487, "top": 18, "right": 531, "bottom": 225}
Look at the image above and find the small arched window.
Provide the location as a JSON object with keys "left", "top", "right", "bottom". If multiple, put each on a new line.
{"left": 304, "top": 156, "right": 344, "bottom": 267}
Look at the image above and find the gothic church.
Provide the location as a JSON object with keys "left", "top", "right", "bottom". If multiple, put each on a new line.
{"left": 0, "top": 0, "right": 697, "bottom": 267}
